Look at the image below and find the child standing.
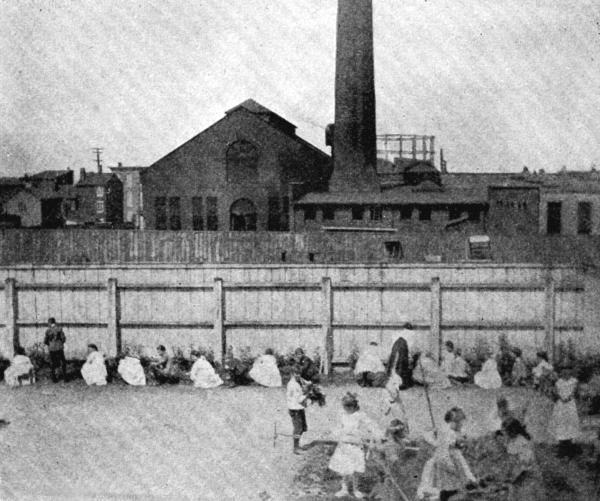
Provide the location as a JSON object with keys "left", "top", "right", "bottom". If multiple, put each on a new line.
{"left": 329, "top": 392, "right": 383, "bottom": 499}
{"left": 549, "top": 367, "right": 581, "bottom": 458}
{"left": 417, "top": 407, "right": 478, "bottom": 501}
{"left": 287, "top": 367, "right": 308, "bottom": 455}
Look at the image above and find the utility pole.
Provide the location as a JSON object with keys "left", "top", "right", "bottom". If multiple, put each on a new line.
{"left": 92, "top": 147, "right": 103, "bottom": 174}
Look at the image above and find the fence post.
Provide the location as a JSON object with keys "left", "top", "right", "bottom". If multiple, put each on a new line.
{"left": 5, "top": 278, "right": 18, "bottom": 358}
{"left": 321, "top": 277, "right": 333, "bottom": 375}
{"left": 107, "top": 278, "right": 120, "bottom": 357}
{"left": 430, "top": 277, "right": 442, "bottom": 363}
{"left": 214, "top": 278, "right": 226, "bottom": 365}
{"left": 544, "top": 273, "right": 556, "bottom": 363}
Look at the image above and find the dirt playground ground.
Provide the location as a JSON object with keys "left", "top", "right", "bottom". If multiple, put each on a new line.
{"left": 1, "top": 380, "right": 598, "bottom": 500}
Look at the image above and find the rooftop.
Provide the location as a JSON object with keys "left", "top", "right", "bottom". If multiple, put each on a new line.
{"left": 77, "top": 173, "right": 118, "bottom": 187}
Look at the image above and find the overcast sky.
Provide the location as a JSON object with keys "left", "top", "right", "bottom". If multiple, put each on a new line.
{"left": 1, "top": 0, "right": 599, "bottom": 177}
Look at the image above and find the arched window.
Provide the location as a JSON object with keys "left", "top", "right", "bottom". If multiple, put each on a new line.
{"left": 230, "top": 198, "right": 257, "bottom": 231}
{"left": 226, "top": 140, "right": 259, "bottom": 183}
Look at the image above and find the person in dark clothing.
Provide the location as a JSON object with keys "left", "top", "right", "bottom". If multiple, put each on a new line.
{"left": 44, "top": 317, "right": 67, "bottom": 382}
{"left": 292, "top": 348, "right": 320, "bottom": 383}
{"left": 150, "top": 345, "right": 180, "bottom": 385}
{"left": 387, "top": 323, "right": 413, "bottom": 389}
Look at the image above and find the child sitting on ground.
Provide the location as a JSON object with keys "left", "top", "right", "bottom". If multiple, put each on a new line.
{"left": 450, "top": 348, "right": 469, "bottom": 384}
{"left": 511, "top": 348, "right": 528, "bottom": 387}
{"left": 474, "top": 349, "right": 502, "bottom": 390}
{"left": 417, "top": 407, "right": 478, "bottom": 501}
{"left": 329, "top": 392, "right": 384, "bottom": 499}
{"left": 4, "top": 346, "right": 34, "bottom": 387}
{"left": 532, "top": 351, "right": 553, "bottom": 388}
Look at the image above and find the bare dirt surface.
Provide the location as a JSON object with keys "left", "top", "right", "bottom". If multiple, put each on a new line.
{"left": 1, "top": 382, "right": 598, "bottom": 500}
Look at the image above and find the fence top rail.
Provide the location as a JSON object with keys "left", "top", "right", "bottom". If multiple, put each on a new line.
{"left": 0, "top": 263, "right": 583, "bottom": 271}
{"left": 6, "top": 280, "right": 585, "bottom": 291}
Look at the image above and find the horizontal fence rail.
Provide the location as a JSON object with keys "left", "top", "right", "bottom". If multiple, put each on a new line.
{"left": 1, "top": 267, "right": 591, "bottom": 373}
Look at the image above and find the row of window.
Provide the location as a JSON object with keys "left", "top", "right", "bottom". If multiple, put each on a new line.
{"left": 547, "top": 201, "right": 593, "bottom": 235}
{"left": 304, "top": 206, "right": 480, "bottom": 222}
{"left": 155, "top": 196, "right": 218, "bottom": 231}
{"left": 154, "top": 196, "right": 289, "bottom": 231}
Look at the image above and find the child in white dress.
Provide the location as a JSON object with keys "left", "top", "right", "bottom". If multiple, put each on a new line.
{"left": 474, "top": 350, "right": 502, "bottom": 390}
{"left": 417, "top": 407, "right": 478, "bottom": 501}
{"left": 549, "top": 367, "right": 581, "bottom": 458}
{"left": 329, "top": 392, "right": 383, "bottom": 498}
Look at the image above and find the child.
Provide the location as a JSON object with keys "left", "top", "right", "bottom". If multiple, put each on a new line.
{"left": 81, "top": 344, "right": 107, "bottom": 386}
{"left": 4, "top": 346, "right": 34, "bottom": 387}
{"left": 474, "top": 349, "right": 502, "bottom": 390}
{"left": 287, "top": 367, "right": 308, "bottom": 454}
{"left": 329, "top": 392, "right": 383, "bottom": 498}
{"left": 489, "top": 396, "right": 515, "bottom": 434}
{"left": 532, "top": 351, "right": 553, "bottom": 388}
{"left": 450, "top": 348, "right": 469, "bottom": 384}
{"left": 549, "top": 367, "right": 581, "bottom": 458}
{"left": 502, "top": 417, "right": 545, "bottom": 500}
{"left": 441, "top": 341, "right": 457, "bottom": 378}
{"left": 511, "top": 348, "right": 528, "bottom": 387}
{"left": 189, "top": 350, "right": 223, "bottom": 389}
{"left": 382, "top": 373, "right": 408, "bottom": 437}
{"left": 249, "top": 348, "right": 282, "bottom": 387}
{"left": 417, "top": 407, "right": 478, "bottom": 501}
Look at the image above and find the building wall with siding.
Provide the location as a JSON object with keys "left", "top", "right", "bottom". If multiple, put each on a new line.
{"left": 4, "top": 191, "right": 41, "bottom": 227}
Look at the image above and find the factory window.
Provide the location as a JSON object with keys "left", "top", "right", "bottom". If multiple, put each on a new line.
{"left": 577, "top": 202, "right": 592, "bottom": 235}
{"left": 467, "top": 208, "right": 480, "bottom": 222}
{"left": 207, "top": 197, "right": 218, "bottom": 230}
{"left": 547, "top": 202, "right": 561, "bottom": 234}
{"left": 384, "top": 241, "right": 402, "bottom": 259}
{"left": 226, "top": 140, "right": 259, "bottom": 183}
{"left": 467, "top": 235, "right": 492, "bottom": 260}
{"left": 18, "top": 202, "right": 26, "bottom": 212}
{"left": 281, "top": 196, "right": 290, "bottom": 231}
{"left": 304, "top": 206, "right": 316, "bottom": 221}
{"left": 322, "top": 206, "right": 335, "bottom": 221}
{"left": 96, "top": 187, "right": 104, "bottom": 198}
{"left": 154, "top": 197, "right": 167, "bottom": 230}
{"left": 96, "top": 201, "right": 105, "bottom": 214}
{"left": 192, "top": 196, "right": 203, "bottom": 231}
{"left": 370, "top": 205, "right": 382, "bottom": 221}
{"left": 230, "top": 198, "right": 256, "bottom": 231}
{"left": 267, "top": 196, "right": 281, "bottom": 231}
{"left": 400, "top": 206, "right": 413, "bottom": 220}
{"left": 168, "top": 197, "right": 181, "bottom": 230}
{"left": 419, "top": 207, "right": 431, "bottom": 221}
{"left": 126, "top": 191, "right": 133, "bottom": 208}
{"left": 351, "top": 205, "right": 364, "bottom": 220}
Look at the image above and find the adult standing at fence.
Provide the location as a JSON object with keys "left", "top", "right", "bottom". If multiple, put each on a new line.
{"left": 44, "top": 317, "right": 67, "bottom": 383}
{"left": 387, "top": 323, "right": 413, "bottom": 389}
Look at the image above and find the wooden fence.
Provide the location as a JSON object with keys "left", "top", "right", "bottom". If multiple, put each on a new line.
{"left": 1, "top": 229, "right": 600, "bottom": 267}
{"left": 1, "top": 263, "right": 597, "bottom": 371}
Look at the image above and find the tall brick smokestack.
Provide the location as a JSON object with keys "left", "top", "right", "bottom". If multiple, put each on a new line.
{"left": 328, "top": 0, "right": 379, "bottom": 192}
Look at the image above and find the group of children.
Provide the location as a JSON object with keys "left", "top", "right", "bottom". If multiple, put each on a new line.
{"left": 293, "top": 337, "right": 587, "bottom": 500}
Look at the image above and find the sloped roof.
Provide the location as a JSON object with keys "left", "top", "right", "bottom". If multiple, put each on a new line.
{"left": 0, "top": 177, "right": 23, "bottom": 187}
{"left": 297, "top": 184, "right": 486, "bottom": 205}
{"left": 30, "top": 170, "right": 71, "bottom": 180}
{"left": 226, "top": 99, "right": 297, "bottom": 133}
{"left": 77, "top": 173, "right": 118, "bottom": 187}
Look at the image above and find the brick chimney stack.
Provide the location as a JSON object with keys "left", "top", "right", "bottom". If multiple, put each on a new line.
{"left": 328, "top": 0, "right": 379, "bottom": 193}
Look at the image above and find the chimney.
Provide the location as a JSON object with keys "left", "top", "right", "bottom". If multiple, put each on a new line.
{"left": 328, "top": 0, "right": 379, "bottom": 193}
{"left": 440, "top": 148, "right": 448, "bottom": 174}
{"left": 80, "top": 168, "right": 86, "bottom": 182}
